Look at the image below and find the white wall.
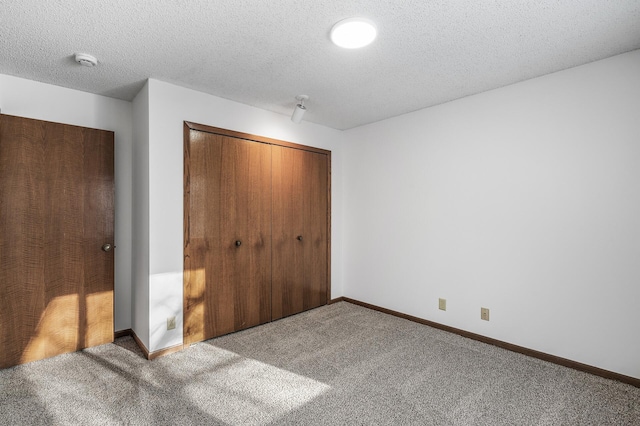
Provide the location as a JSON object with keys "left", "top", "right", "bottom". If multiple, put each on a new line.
{"left": 343, "top": 50, "right": 640, "bottom": 379}
{"left": 131, "top": 82, "right": 150, "bottom": 347}
{"left": 146, "top": 79, "right": 346, "bottom": 352}
{"left": 0, "top": 74, "right": 133, "bottom": 332}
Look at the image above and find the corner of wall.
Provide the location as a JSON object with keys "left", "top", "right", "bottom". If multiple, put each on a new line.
{"left": 131, "top": 81, "right": 151, "bottom": 348}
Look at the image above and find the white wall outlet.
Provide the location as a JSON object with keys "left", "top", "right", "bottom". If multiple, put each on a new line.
{"left": 439, "top": 298, "right": 446, "bottom": 311}
{"left": 481, "top": 307, "right": 490, "bottom": 321}
{"left": 167, "top": 316, "right": 176, "bottom": 330}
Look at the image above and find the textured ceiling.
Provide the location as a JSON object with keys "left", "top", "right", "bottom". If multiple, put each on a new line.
{"left": 1, "top": 1, "right": 639, "bottom": 130}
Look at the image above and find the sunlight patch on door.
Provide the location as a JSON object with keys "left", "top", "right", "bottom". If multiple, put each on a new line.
{"left": 86, "top": 291, "right": 114, "bottom": 346}
{"left": 22, "top": 294, "right": 79, "bottom": 363}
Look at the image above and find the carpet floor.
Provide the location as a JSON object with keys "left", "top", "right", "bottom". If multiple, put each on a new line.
{"left": 1, "top": 301, "right": 638, "bottom": 425}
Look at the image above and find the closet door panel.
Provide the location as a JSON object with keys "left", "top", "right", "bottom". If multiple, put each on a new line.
{"left": 272, "top": 146, "right": 328, "bottom": 320}
{"left": 303, "top": 149, "right": 329, "bottom": 310}
{"left": 185, "top": 131, "right": 271, "bottom": 343}
{"left": 272, "top": 146, "right": 305, "bottom": 319}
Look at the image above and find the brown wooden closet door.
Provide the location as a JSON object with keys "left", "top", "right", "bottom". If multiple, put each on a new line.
{"left": 272, "top": 146, "right": 328, "bottom": 320}
{"left": 184, "top": 131, "right": 272, "bottom": 344}
{"left": 0, "top": 114, "right": 114, "bottom": 369}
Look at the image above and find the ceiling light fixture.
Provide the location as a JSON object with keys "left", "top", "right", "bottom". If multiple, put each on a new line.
{"left": 330, "top": 17, "right": 377, "bottom": 49}
{"left": 291, "top": 95, "right": 308, "bottom": 123}
{"left": 75, "top": 53, "right": 98, "bottom": 67}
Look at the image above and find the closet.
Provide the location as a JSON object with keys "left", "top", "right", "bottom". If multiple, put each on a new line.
{"left": 183, "top": 122, "right": 330, "bottom": 345}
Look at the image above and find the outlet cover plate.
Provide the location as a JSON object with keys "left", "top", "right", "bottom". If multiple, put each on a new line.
{"left": 439, "top": 298, "right": 446, "bottom": 311}
{"left": 167, "top": 316, "right": 176, "bottom": 330}
{"left": 481, "top": 307, "right": 490, "bottom": 321}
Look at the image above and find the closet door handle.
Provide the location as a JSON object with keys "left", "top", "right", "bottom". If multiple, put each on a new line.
{"left": 235, "top": 240, "right": 242, "bottom": 247}
{"left": 297, "top": 235, "right": 303, "bottom": 241}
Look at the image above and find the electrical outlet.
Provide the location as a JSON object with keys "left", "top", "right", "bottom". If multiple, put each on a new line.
{"left": 481, "top": 307, "right": 490, "bottom": 321}
{"left": 438, "top": 298, "right": 446, "bottom": 311}
{"left": 167, "top": 316, "right": 176, "bottom": 330}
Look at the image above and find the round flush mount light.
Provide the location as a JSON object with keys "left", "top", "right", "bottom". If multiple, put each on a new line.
{"left": 75, "top": 53, "right": 98, "bottom": 67}
{"left": 330, "top": 17, "right": 377, "bottom": 49}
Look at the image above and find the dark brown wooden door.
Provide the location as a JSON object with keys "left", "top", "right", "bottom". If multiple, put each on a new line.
{"left": 272, "top": 145, "right": 329, "bottom": 320}
{"left": 184, "top": 130, "right": 272, "bottom": 345}
{"left": 0, "top": 114, "right": 114, "bottom": 369}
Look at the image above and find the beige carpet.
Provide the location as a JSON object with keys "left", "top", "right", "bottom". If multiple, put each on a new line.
{"left": 1, "top": 301, "right": 638, "bottom": 425}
